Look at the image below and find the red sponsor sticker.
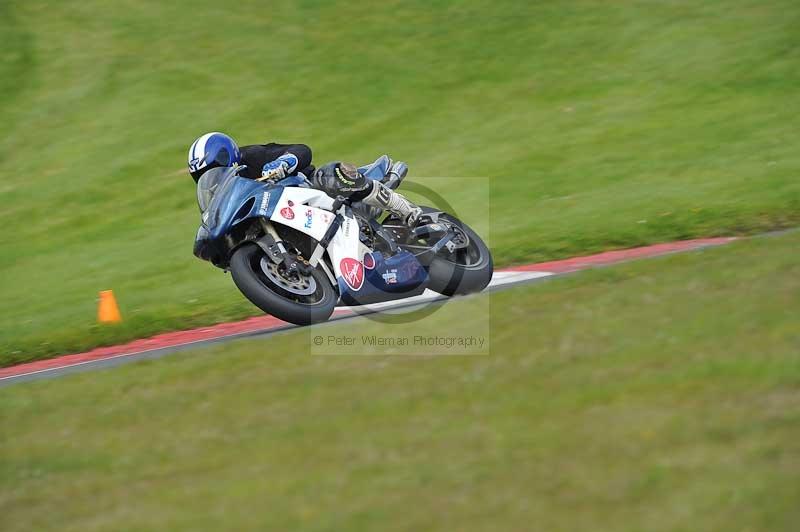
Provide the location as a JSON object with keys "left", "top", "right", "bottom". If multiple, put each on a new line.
{"left": 363, "top": 253, "right": 376, "bottom": 270}
{"left": 339, "top": 258, "right": 364, "bottom": 291}
{"left": 280, "top": 206, "right": 295, "bottom": 220}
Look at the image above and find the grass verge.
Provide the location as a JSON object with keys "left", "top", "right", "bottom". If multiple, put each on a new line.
{"left": 1, "top": 231, "right": 798, "bottom": 531}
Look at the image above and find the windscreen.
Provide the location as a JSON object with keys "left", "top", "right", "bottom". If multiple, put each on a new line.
{"left": 196, "top": 167, "right": 236, "bottom": 212}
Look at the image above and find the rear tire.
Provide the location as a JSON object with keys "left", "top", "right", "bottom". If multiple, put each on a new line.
{"left": 230, "top": 244, "right": 336, "bottom": 325}
{"left": 425, "top": 213, "right": 493, "bottom": 296}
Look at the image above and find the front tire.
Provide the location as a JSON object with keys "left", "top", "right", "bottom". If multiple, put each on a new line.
{"left": 230, "top": 244, "right": 337, "bottom": 325}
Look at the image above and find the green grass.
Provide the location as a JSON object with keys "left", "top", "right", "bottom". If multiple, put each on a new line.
{"left": 1, "top": 0, "right": 799, "bottom": 363}
{"left": 1, "top": 231, "right": 798, "bottom": 531}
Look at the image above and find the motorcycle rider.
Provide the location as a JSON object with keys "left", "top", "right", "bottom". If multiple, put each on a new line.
{"left": 187, "top": 132, "right": 421, "bottom": 226}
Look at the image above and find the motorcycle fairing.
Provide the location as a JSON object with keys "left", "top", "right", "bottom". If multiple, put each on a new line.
{"left": 268, "top": 188, "right": 431, "bottom": 305}
{"left": 195, "top": 169, "right": 277, "bottom": 264}
{"left": 268, "top": 187, "right": 338, "bottom": 242}
{"left": 202, "top": 174, "right": 268, "bottom": 240}
{"left": 337, "top": 250, "right": 428, "bottom": 306}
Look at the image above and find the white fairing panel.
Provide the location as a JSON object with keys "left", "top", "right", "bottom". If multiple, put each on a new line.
{"left": 269, "top": 188, "right": 337, "bottom": 241}
{"left": 269, "top": 188, "right": 368, "bottom": 280}
{"left": 328, "top": 216, "right": 363, "bottom": 279}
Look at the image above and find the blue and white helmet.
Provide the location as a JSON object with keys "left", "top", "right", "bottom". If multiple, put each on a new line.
{"left": 188, "top": 132, "right": 241, "bottom": 182}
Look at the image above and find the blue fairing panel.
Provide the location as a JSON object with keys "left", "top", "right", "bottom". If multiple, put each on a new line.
{"left": 338, "top": 251, "right": 429, "bottom": 306}
{"left": 256, "top": 187, "right": 282, "bottom": 218}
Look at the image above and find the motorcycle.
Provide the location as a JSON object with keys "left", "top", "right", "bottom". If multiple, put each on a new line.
{"left": 193, "top": 156, "right": 493, "bottom": 325}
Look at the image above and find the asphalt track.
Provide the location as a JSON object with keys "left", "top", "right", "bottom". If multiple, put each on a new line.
{"left": 0, "top": 237, "right": 736, "bottom": 387}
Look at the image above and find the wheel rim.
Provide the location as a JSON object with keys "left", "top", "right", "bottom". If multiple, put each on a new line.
{"left": 259, "top": 257, "right": 318, "bottom": 296}
{"left": 385, "top": 214, "right": 485, "bottom": 268}
{"left": 424, "top": 219, "right": 483, "bottom": 267}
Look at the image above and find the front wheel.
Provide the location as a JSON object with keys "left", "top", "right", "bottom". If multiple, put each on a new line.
{"left": 229, "top": 244, "right": 337, "bottom": 325}
{"left": 424, "top": 212, "right": 493, "bottom": 296}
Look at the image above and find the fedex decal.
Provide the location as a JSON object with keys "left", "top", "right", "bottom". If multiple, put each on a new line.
{"left": 339, "top": 258, "right": 364, "bottom": 291}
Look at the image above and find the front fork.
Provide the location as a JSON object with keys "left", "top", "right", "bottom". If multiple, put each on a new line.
{"left": 305, "top": 197, "right": 348, "bottom": 286}
{"left": 258, "top": 217, "right": 339, "bottom": 287}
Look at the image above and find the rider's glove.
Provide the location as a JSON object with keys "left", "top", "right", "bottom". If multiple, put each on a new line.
{"left": 260, "top": 160, "right": 287, "bottom": 181}
{"left": 260, "top": 153, "right": 299, "bottom": 181}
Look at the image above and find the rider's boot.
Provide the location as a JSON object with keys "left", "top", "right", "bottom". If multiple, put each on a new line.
{"left": 362, "top": 180, "right": 422, "bottom": 227}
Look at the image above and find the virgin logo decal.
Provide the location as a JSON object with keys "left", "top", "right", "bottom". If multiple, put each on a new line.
{"left": 280, "top": 200, "right": 295, "bottom": 220}
{"left": 280, "top": 207, "right": 294, "bottom": 220}
{"left": 339, "top": 258, "right": 364, "bottom": 291}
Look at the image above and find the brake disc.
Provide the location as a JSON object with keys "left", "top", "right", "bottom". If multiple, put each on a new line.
{"left": 260, "top": 257, "right": 317, "bottom": 296}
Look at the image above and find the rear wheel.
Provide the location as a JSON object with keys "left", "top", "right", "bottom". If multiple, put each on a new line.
{"left": 425, "top": 212, "right": 493, "bottom": 296}
{"left": 229, "top": 244, "right": 336, "bottom": 325}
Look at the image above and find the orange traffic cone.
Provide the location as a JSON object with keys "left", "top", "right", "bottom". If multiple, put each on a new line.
{"left": 98, "top": 290, "right": 122, "bottom": 323}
